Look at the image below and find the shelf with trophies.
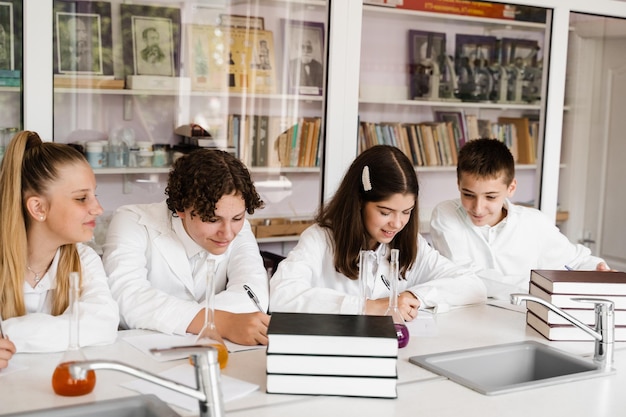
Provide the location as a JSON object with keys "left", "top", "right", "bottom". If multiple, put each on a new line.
{"left": 358, "top": 1, "right": 549, "bottom": 212}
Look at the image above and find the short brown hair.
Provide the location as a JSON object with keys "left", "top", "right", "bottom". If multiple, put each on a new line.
{"left": 457, "top": 138, "right": 515, "bottom": 185}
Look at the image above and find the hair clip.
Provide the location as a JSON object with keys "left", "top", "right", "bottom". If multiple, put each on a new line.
{"left": 362, "top": 165, "right": 372, "bottom": 192}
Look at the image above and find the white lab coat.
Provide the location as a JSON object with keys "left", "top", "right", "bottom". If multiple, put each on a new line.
{"left": 430, "top": 199, "right": 606, "bottom": 299}
{"left": 3, "top": 243, "right": 119, "bottom": 352}
{"left": 102, "top": 201, "right": 268, "bottom": 335}
{"left": 269, "top": 224, "right": 486, "bottom": 314}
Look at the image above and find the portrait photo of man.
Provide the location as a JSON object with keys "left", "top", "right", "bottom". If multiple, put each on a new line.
{"left": 56, "top": 13, "right": 102, "bottom": 74}
{"left": 133, "top": 17, "right": 174, "bottom": 76}
{"left": 0, "top": 3, "right": 13, "bottom": 71}
{"left": 285, "top": 22, "right": 324, "bottom": 95}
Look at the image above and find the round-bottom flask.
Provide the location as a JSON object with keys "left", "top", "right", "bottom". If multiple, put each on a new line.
{"left": 52, "top": 272, "right": 96, "bottom": 396}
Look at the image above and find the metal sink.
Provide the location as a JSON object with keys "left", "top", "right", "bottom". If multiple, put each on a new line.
{"left": 409, "top": 341, "right": 612, "bottom": 395}
{"left": 5, "top": 394, "right": 180, "bottom": 417}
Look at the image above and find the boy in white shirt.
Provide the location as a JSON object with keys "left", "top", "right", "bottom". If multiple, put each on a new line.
{"left": 430, "top": 138, "right": 610, "bottom": 299}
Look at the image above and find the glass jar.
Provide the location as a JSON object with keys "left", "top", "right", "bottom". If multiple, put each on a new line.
{"left": 152, "top": 143, "right": 170, "bottom": 167}
{"left": 85, "top": 141, "right": 105, "bottom": 168}
{"left": 137, "top": 150, "right": 154, "bottom": 168}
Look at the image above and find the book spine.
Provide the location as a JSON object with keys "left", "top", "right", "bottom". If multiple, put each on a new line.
{"left": 0, "top": 78, "right": 21, "bottom": 87}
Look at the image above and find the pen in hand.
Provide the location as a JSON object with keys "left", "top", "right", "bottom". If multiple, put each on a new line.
{"left": 243, "top": 284, "right": 266, "bottom": 314}
{"left": 0, "top": 313, "right": 6, "bottom": 339}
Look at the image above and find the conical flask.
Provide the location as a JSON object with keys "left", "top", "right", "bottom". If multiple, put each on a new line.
{"left": 196, "top": 258, "right": 229, "bottom": 369}
{"left": 358, "top": 250, "right": 371, "bottom": 315}
{"left": 52, "top": 272, "right": 96, "bottom": 396}
{"left": 384, "top": 249, "right": 410, "bottom": 348}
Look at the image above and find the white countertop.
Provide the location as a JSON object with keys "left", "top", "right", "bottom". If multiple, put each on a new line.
{"left": 1, "top": 303, "right": 625, "bottom": 416}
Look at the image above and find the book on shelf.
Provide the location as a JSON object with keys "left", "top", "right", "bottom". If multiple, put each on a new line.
{"left": 0, "top": 69, "right": 20, "bottom": 78}
{"left": 497, "top": 116, "right": 535, "bottom": 164}
{"left": 527, "top": 301, "right": 626, "bottom": 326}
{"left": 267, "top": 312, "right": 398, "bottom": 357}
{"left": 0, "top": 78, "right": 20, "bottom": 87}
{"left": 530, "top": 269, "right": 626, "bottom": 295}
{"left": 266, "top": 354, "right": 397, "bottom": 377}
{"left": 526, "top": 310, "right": 626, "bottom": 341}
{"left": 54, "top": 75, "right": 125, "bottom": 89}
{"left": 529, "top": 282, "right": 626, "bottom": 310}
{"left": 266, "top": 373, "right": 397, "bottom": 398}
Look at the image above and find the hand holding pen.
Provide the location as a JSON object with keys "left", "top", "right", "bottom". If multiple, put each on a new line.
{"left": 0, "top": 314, "right": 17, "bottom": 370}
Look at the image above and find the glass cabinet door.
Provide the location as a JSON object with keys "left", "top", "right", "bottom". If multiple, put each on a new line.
{"left": 51, "top": 0, "right": 328, "bottom": 248}
{"left": 0, "top": 0, "right": 23, "bottom": 161}
{"left": 559, "top": 12, "right": 626, "bottom": 271}
{"left": 358, "top": 1, "right": 550, "bottom": 230}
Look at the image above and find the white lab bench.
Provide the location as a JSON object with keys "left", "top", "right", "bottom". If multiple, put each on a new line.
{"left": 1, "top": 304, "right": 625, "bottom": 417}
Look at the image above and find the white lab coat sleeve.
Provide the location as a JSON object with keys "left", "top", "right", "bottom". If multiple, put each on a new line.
{"left": 532, "top": 212, "right": 607, "bottom": 270}
{"left": 406, "top": 235, "right": 487, "bottom": 311}
{"left": 214, "top": 221, "right": 269, "bottom": 313}
{"left": 4, "top": 244, "right": 119, "bottom": 353}
{"left": 269, "top": 225, "right": 362, "bottom": 314}
{"left": 103, "top": 207, "right": 202, "bottom": 335}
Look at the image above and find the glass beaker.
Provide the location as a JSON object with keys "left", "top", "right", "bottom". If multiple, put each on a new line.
{"left": 52, "top": 272, "right": 96, "bottom": 396}
{"left": 196, "top": 258, "right": 229, "bottom": 369}
{"left": 385, "top": 249, "right": 410, "bottom": 348}
{"left": 358, "top": 250, "right": 371, "bottom": 315}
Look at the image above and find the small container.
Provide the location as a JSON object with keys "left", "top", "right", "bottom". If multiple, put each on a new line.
{"left": 152, "top": 143, "right": 170, "bottom": 167}
{"left": 85, "top": 141, "right": 105, "bottom": 168}
{"left": 136, "top": 141, "right": 153, "bottom": 152}
{"left": 128, "top": 147, "right": 139, "bottom": 168}
{"left": 137, "top": 150, "right": 154, "bottom": 168}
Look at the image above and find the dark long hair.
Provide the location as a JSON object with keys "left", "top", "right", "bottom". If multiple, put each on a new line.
{"left": 316, "top": 145, "right": 419, "bottom": 279}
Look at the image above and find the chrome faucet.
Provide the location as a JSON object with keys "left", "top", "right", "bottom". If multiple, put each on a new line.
{"left": 69, "top": 345, "right": 224, "bottom": 417}
{"left": 511, "top": 294, "right": 615, "bottom": 372}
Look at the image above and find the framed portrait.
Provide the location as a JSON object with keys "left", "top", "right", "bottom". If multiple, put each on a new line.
{"left": 227, "top": 27, "right": 276, "bottom": 94}
{"left": 0, "top": 1, "right": 21, "bottom": 72}
{"left": 500, "top": 38, "right": 539, "bottom": 67}
{"left": 408, "top": 30, "right": 446, "bottom": 99}
{"left": 120, "top": 4, "right": 181, "bottom": 77}
{"left": 281, "top": 19, "right": 325, "bottom": 96}
{"left": 187, "top": 24, "right": 229, "bottom": 91}
{"left": 53, "top": 0, "right": 112, "bottom": 76}
{"left": 219, "top": 14, "right": 264, "bottom": 30}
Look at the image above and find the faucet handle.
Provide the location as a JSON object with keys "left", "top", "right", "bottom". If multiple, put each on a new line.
{"left": 150, "top": 344, "right": 219, "bottom": 364}
{"left": 571, "top": 297, "right": 615, "bottom": 312}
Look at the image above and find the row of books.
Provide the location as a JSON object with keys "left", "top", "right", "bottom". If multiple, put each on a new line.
{"left": 0, "top": 69, "right": 20, "bottom": 87}
{"left": 231, "top": 115, "right": 322, "bottom": 168}
{"left": 266, "top": 312, "right": 398, "bottom": 398}
{"left": 358, "top": 115, "right": 538, "bottom": 167}
{"left": 524, "top": 269, "right": 626, "bottom": 341}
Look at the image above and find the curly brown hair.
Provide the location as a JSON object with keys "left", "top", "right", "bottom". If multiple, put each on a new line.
{"left": 165, "top": 149, "right": 264, "bottom": 221}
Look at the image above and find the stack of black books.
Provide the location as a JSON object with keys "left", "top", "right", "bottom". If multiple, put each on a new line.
{"left": 266, "top": 312, "right": 398, "bottom": 398}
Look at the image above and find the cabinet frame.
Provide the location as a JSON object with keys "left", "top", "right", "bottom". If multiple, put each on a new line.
{"left": 22, "top": 0, "right": 626, "bottom": 224}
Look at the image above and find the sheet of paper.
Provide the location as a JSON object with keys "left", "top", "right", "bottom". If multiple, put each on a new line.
{"left": 123, "top": 333, "right": 264, "bottom": 362}
{"left": 406, "top": 309, "right": 438, "bottom": 337}
{"left": 121, "top": 363, "right": 259, "bottom": 411}
{"left": 0, "top": 359, "right": 27, "bottom": 377}
{"left": 486, "top": 299, "right": 527, "bottom": 313}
